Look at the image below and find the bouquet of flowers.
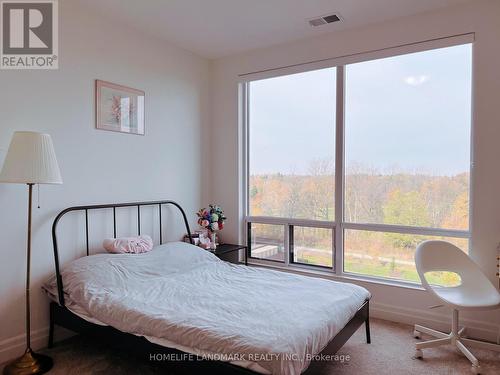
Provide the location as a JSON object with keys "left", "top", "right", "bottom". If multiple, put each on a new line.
{"left": 197, "top": 204, "right": 226, "bottom": 233}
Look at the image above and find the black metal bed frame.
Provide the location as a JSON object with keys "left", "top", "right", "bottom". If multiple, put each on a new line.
{"left": 49, "top": 200, "right": 371, "bottom": 374}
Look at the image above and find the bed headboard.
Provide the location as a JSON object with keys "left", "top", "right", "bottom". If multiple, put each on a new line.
{"left": 51, "top": 200, "right": 194, "bottom": 306}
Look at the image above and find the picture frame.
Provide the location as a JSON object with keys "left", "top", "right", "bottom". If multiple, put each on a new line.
{"left": 95, "top": 80, "right": 145, "bottom": 135}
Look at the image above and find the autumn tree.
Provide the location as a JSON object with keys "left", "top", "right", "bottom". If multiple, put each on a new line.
{"left": 383, "top": 189, "right": 431, "bottom": 248}
{"left": 442, "top": 191, "right": 469, "bottom": 230}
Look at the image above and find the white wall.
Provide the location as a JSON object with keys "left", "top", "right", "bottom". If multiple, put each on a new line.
{"left": 0, "top": 0, "right": 210, "bottom": 362}
{"left": 211, "top": 0, "right": 500, "bottom": 341}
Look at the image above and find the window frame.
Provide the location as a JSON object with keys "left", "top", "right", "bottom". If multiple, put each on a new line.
{"left": 289, "top": 224, "right": 335, "bottom": 270}
{"left": 240, "top": 34, "right": 474, "bottom": 285}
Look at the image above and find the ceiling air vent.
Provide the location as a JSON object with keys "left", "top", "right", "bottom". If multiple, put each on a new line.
{"left": 308, "top": 13, "right": 342, "bottom": 27}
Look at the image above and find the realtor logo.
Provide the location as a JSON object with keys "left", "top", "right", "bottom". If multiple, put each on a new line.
{"left": 1, "top": 0, "right": 58, "bottom": 69}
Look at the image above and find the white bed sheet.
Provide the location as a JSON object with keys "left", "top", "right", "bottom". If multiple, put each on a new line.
{"left": 44, "top": 241, "right": 370, "bottom": 374}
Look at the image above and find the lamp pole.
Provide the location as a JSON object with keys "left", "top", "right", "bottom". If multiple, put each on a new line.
{"left": 26, "top": 183, "right": 33, "bottom": 351}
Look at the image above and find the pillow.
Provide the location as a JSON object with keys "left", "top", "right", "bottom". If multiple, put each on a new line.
{"left": 103, "top": 235, "right": 154, "bottom": 254}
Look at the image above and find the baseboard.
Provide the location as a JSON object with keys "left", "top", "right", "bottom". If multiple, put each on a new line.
{"left": 0, "top": 326, "right": 74, "bottom": 366}
{"left": 371, "top": 301, "right": 500, "bottom": 344}
{"left": 0, "top": 327, "right": 49, "bottom": 366}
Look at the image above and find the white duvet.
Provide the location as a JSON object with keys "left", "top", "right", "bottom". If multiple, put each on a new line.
{"left": 45, "top": 241, "right": 370, "bottom": 374}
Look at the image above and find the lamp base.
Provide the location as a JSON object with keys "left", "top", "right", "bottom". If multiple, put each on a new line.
{"left": 3, "top": 349, "right": 53, "bottom": 375}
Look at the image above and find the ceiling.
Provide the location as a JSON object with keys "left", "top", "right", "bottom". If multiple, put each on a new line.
{"left": 81, "top": 0, "right": 473, "bottom": 59}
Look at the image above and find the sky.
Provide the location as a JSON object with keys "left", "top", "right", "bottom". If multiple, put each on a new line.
{"left": 249, "top": 44, "right": 472, "bottom": 176}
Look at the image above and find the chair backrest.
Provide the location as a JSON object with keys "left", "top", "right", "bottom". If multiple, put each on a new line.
{"left": 415, "top": 240, "right": 493, "bottom": 291}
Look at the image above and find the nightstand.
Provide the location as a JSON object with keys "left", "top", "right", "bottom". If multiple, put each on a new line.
{"left": 211, "top": 244, "right": 247, "bottom": 265}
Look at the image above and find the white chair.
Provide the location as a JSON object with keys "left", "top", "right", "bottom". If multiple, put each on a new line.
{"left": 413, "top": 240, "right": 500, "bottom": 374}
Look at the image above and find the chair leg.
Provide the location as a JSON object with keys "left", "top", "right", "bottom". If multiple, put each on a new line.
{"left": 461, "top": 338, "right": 500, "bottom": 352}
{"left": 456, "top": 340, "right": 479, "bottom": 366}
{"left": 414, "top": 324, "right": 448, "bottom": 339}
{"left": 458, "top": 327, "right": 466, "bottom": 337}
{"left": 415, "top": 337, "right": 451, "bottom": 350}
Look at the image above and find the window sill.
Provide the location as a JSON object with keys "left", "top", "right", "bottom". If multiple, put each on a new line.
{"left": 244, "top": 260, "right": 425, "bottom": 291}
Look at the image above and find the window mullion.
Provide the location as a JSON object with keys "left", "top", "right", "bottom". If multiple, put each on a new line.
{"left": 284, "top": 224, "right": 290, "bottom": 266}
{"left": 334, "top": 66, "right": 346, "bottom": 275}
{"left": 241, "top": 83, "right": 250, "bottom": 247}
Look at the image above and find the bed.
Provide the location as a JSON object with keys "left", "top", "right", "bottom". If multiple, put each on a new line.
{"left": 46, "top": 200, "right": 371, "bottom": 374}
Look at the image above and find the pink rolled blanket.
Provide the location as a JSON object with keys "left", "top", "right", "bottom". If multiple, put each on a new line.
{"left": 103, "top": 235, "right": 154, "bottom": 254}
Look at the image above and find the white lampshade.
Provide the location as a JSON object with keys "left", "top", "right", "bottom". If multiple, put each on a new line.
{"left": 0, "top": 131, "right": 62, "bottom": 184}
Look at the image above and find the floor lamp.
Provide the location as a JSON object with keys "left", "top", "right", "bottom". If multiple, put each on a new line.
{"left": 0, "top": 132, "right": 62, "bottom": 375}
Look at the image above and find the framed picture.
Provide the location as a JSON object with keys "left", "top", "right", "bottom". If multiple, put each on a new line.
{"left": 95, "top": 80, "right": 145, "bottom": 135}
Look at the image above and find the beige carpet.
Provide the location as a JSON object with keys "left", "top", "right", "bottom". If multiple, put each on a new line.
{"left": 10, "top": 319, "right": 500, "bottom": 374}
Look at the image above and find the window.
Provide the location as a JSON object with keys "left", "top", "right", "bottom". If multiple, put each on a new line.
{"left": 344, "top": 45, "right": 471, "bottom": 229}
{"left": 344, "top": 44, "right": 472, "bottom": 283}
{"left": 291, "top": 226, "right": 333, "bottom": 268}
{"left": 247, "top": 68, "right": 336, "bottom": 268}
{"left": 249, "top": 223, "right": 285, "bottom": 262}
{"left": 244, "top": 38, "right": 472, "bottom": 286}
{"left": 344, "top": 230, "right": 468, "bottom": 284}
{"left": 249, "top": 68, "right": 336, "bottom": 220}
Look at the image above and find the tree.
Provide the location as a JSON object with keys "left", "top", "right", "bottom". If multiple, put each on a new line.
{"left": 383, "top": 189, "right": 431, "bottom": 248}
{"left": 442, "top": 191, "right": 469, "bottom": 230}
{"left": 303, "top": 158, "right": 334, "bottom": 220}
